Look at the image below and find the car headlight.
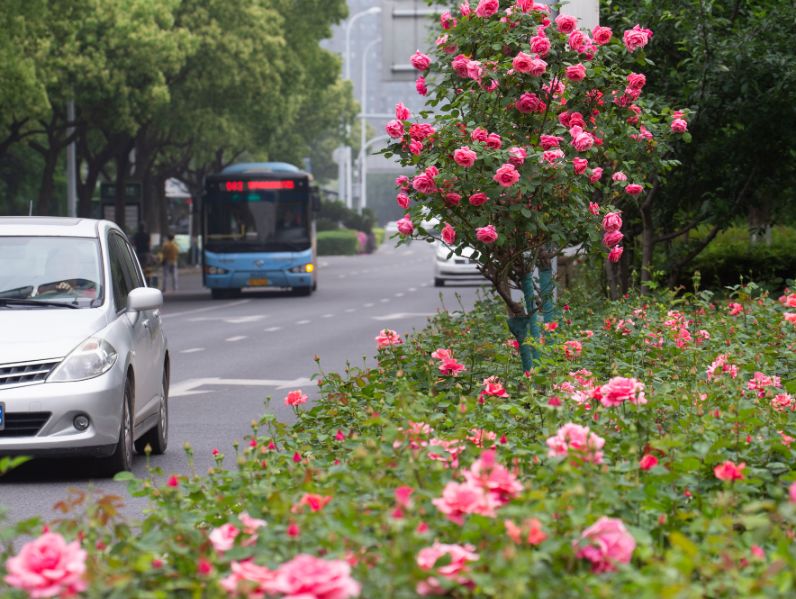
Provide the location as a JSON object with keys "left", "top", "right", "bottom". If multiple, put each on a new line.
{"left": 48, "top": 337, "right": 118, "bottom": 382}
{"left": 289, "top": 264, "right": 314, "bottom": 273}
{"left": 204, "top": 265, "right": 229, "bottom": 275}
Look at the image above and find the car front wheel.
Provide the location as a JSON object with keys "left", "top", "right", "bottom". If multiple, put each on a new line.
{"left": 135, "top": 363, "right": 169, "bottom": 455}
{"left": 98, "top": 378, "right": 134, "bottom": 477}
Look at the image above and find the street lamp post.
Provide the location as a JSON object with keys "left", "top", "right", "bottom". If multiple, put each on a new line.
{"left": 359, "top": 39, "right": 380, "bottom": 212}
{"left": 342, "top": 6, "right": 381, "bottom": 209}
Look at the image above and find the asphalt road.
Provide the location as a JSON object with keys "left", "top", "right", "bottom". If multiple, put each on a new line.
{"left": 0, "top": 241, "right": 485, "bottom": 524}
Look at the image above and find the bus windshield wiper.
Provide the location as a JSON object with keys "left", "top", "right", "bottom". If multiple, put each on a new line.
{"left": 0, "top": 298, "right": 80, "bottom": 309}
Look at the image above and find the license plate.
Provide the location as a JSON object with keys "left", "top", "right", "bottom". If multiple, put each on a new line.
{"left": 248, "top": 278, "right": 269, "bottom": 287}
{"left": 0, "top": 402, "right": 4, "bottom": 431}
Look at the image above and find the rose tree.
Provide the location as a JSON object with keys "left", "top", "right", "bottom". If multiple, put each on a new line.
{"left": 384, "top": 1, "right": 687, "bottom": 371}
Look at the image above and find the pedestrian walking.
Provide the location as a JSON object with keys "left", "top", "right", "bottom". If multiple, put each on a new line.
{"left": 161, "top": 234, "right": 180, "bottom": 292}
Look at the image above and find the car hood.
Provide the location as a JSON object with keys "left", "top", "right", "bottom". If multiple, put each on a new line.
{"left": 0, "top": 308, "right": 108, "bottom": 364}
{"left": 436, "top": 244, "right": 478, "bottom": 259}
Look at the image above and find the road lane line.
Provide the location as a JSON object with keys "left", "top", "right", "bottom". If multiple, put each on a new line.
{"left": 363, "top": 303, "right": 374, "bottom": 308}
{"left": 296, "top": 319, "right": 311, "bottom": 325}
{"left": 380, "top": 298, "right": 390, "bottom": 303}
{"left": 408, "top": 287, "right": 417, "bottom": 292}
{"left": 395, "top": 292, "right": 404, "bottom": 297}
{"left": 344, "top": 308, "right": 355, "bottom": 313}
{"left": 322, "top": 313, "right": 334, "bottom": 318}
{"left": 162, "top": 299, "right": 251, "bottom": 318}
{"left": 226, "top": 335, "right": 247, "bottom": 342}
{"left": 180, "top": 347, "right": 205, "bottom": 354}
{"left": 264, "top": 326, "right": 282, "bottom": 332}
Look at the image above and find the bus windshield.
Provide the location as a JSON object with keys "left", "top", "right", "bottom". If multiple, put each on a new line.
{"left": 204, "top": 187, "right": 310, "bottom": 253}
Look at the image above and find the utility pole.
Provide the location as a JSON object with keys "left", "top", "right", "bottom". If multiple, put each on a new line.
{"left": 66, "top": 101, "right": 78, "bottom": 217}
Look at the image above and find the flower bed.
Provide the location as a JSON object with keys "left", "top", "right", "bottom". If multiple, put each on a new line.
{"left": 2, "top": 287, "right": 796, "bottom": 597}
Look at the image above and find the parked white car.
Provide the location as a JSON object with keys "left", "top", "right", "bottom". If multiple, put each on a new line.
{"left": 0, "top": 217, "right": 169, "bottom": 475}
{"left": 433, "top": 241, "right": 486, "bottom": 287}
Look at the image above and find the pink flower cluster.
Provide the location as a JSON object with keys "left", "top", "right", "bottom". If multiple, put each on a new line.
{"left": 4, "top": 532, "right": 87, "bottom": 598}
{"left": 431, "top": 348, "right": 466, "bottom": 376}
{"left": 599, "top": 376, "right": 647, "bottom": 407}
{"left": 575, "top": 517, "right": 636, "bottom": 572}
{"left": 480, "top": 375, "right": 509, "bottom": 401}
{"left": 546, "top": 422, "right": 605, "bottom": 464}
{"left": 221, "top": 554, "right": 360, "bottom": 599}
{"left": 747, "top": 371, "right": 782, "bottom": 398}
{"left": 209, "top": 512, "right": 267, "bottom": 552}
{"left": 714, "top": 460, "right": 745, "bottom": 482}
{"left": 706, "top": 354, "right": 738, "bottom": 381}
{"left": 416, "top": 542, "right": 478, "bottom": 596}
{"left": 375, "top": 329, "right": 403, "bottom": 349}
{"left": 433, "top": 450, "right": 522, "bottom": 524}
{"left": 601, "top": 211, "right": 623, "bottom": 263}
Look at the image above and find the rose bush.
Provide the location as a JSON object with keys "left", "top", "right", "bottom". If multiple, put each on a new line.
{"left": 2, "top": 281, "right": 795, "bottom": 597}
{"left": 384, "top": 1, "right": 686, "bottom": 371}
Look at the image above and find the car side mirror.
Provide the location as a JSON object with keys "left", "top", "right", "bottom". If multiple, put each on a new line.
{"left": 128, "top": 287, "right": 163, "bottom": 312}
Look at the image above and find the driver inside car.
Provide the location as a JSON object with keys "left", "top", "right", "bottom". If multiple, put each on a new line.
{"left": 34, "top": 248, "right": 97, "bottom": 299}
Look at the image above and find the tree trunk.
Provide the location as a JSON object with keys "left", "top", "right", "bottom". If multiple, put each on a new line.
{"left": 35, "top": 147, "right": 59, "bottom": 216}
{"left": 113, "top": 143, "right": 133, "bottom": 232}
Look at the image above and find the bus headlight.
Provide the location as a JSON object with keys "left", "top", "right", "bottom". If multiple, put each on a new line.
{"left": 290, "top": 264, "right": 314, "bottom": 273}
{"left": 204, "top": 265, "right": 229, "bottom": 275}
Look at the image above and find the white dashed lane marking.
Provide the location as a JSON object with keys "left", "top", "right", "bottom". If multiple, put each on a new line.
{"left": 225, "top": 336, "right": 247, "bottom": 342}
{"left": 322, "top": 313, "right": 334, "bottom": 318}
{"left": 180, "top": 347, "right": 205, "bottom": 354}
{"left": 264, "top": 326, "right": 282, "bottom": 332}
{"left": 296, "top": 320, "right": 311, "bottom": 325}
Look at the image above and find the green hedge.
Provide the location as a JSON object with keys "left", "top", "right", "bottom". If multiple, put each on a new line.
{"left": 317, "top": 229, "right": 359, "bottom": 256}
{"left": 683, "top": 225, "right": 796, "bottom": 288}
{"left": 372, "top": 227, "right": 384, "bottom": 246}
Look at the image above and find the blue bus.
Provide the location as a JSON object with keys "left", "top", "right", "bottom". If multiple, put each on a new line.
{"left": 202, "top": 162, "right": 319, "bottom": 299}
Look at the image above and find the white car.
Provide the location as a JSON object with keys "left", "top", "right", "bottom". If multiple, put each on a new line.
{"left": 0, "top": 217, "right": 169, "bottom": 475}
{"left": 433, "top": 241, "right": 485, "bottom": 287}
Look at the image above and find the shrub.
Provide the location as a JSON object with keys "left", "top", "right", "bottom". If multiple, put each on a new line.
{"left": 674, "top": 225, "right": 796, "bottom": 289}
{"left": 3, "top": 285, "right": 796, "bottom": 597}
{"left": 372, "top": 227, "right": 385, "bottom": 247}
{"left": 317, "top": 229, "right": 359, "bottom": 256}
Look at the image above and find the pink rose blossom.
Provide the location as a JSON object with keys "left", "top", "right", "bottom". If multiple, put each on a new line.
{"left": 485, "top": 132, "right": 502, "bottom": 149}
{"left": 209, "top": 523, "right": 239, "bottom": 552}
{"left": 602, "top": 230, "right": 624, "bottom": 248}
{"left": 540, "top": 134, "right": 563, "bottom": 150}
{"left": 564, "top": 339, "right": 582, "bottom": 359}
{"left": 568, "top": 30, "right": 589, "bottom": 51}
{"left": 714, "top": 461, "right": 746, "bottom": 481}
{"left": 569, "top": 126, "right": 594, "bottom": 151}
{"left": 266, "top": 554, "right": 361, "bottom": 599}
{"left": 626, "top": 72, "right": 646, "bottom": 90}
{"left": 296, "top": 493, "right": 332, "bottom": 512}
{"left": 611, "top": 171, "right": 627, "bottom": 182}
{"left": 639, "top": 454, "right": 658, "bottom": 470}
{"left": 463, "top": 449, "right": 523, "bottom": 504}
{"left": 445, "top": 192, "right": 462, "bottom": 206}
{"left": 623, "top": 25, "right": 653, "bottom": 52}
{"left": 789, "top": 482, "right": 796, "bottom": 503}
{"left": 432, "top": 481, "right": 499, "bottom": 524}
{"left": 220, "top": 560, "right": 275, "bottom": 596}
{"left": 416, "top": 542, "right": 478, "bottom": 593}
{"left": 589, "top": 202, "right": 600, "bottom": 215}
{"left": 480, "top": 376, "right": 509, "bottom": 399}
{"left": 471, "top": 126, "right": 489, "bottom": 142}
{"left": 396, "top": 193, "right": 410, "bottom": 209}
{"left": 453, "top": 146, "right": 478, "bottom": 167}
{"left": 410, "top": 50, "right": 431, "bottom": 71}
{"left": 529, "top": 34, "right": 551, "bottom": 56}
{"left": 565, "top": 64, "right": 587, "bottom": 81}
{"left": 600, "top": 376, "right": 646, "bottom": 406}
{"left": 412, "top": 173, "right": 436, "bottom": 194}
{"left": 4, "top": 533, "right": 87, "bottom": 598}
{"left": 439, "top": 357, "right": 467, "bottom": 376}
{"left": 284, "top": 389, "right": 308, "bottom": 407}
{"left": 555, "top": 14, "right": 578, "bottom": 34}
{"left": 409, "top": 123, "right": 435, "bottom": 141}
{"left": 608, "top": 245, "right": 624, "bottom": 263}
{"left": 512, "top": 51, "right": 536, "bottom": 73}
{"left": 625, "top": 183, "right": 644, "bottom": 195}
{"left": 542, "top": 149, "right": 564, "bottom": 164}
{"left": 395, "top": 175, "right": 409, "bottom": 189}
{"left": 493, "top": 163, "right": 520, "bottom": 187}
{"left": 546, "top": 422, "right": 605, "bottom": 464}
{"left": 409, "top": 140, "right": 423, "bottom": 155}
{"left": 238, "top": 512, "right": 266, "bottom": 536}
{"left": 475, "top": 0, "right": 500, "bottom": 18}
{"left": 394, "top": 103, "right": 411, "bottom": 121}
{"left": 476, "top": 225, "right": 498, "bottom": 244}
{"left": 602, "top": 212, "right": 623, "bottom": 232}
{"left": 460, "top": 1, "right": 472, "bottom": 17}
{"left": 431, "top": 348, "right": 453, "bottom": 360}
{"left": 771, "top": 393, "right": 794, "bottom": 412}
{"left": 671, "top": 118, "right": 688, "bottom": 133}
{"left": 416, "top": 76, "right": 428, "bottom": 95}
{"left": 466, "top": 60, "right": 484, "bottom": 80}
{"left": 468, "top": 191, "right": 489, "bottom": 206}
{"left": 452, "top": 54, "right": 470, "bottom": 77}
{"left": 440, "top": 11, "right": 457, "bottom": 29}
{"left": 576, "top": 517, "right": 636, "bottom": 573}
{"left": 375, "top": 329, "right": 402, "bottom": 349}
{"left": 441, "top": 223, "right": 456, "bottom": 245}
{"left": 592, "top": 25, "right": 613, "bottom": 45}
{"left": 396, "top": 216, "right": 414, "bottom": 236}
{"left": 785, "top": 312, "right": 796, "bottom": 325}
{"left": 515, "top": 92, "right": 546, "bottom": 113}
{"left": 573, "top": 158, "right": 589, "bottom": 175}
{"left": 385, "top": 120, "right": 404, "bottom": 139}
{"left": 508, "top": 146, "right": 527, "bottom": 165}
{"left": 529, "top": 57, "right": 547, "bottom": 77}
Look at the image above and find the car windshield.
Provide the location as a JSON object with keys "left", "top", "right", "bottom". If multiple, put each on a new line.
{"left": 0, "top": 236, "right": 103, "bottom": 308}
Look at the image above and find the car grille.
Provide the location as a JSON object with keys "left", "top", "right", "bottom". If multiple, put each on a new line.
{"left": 0, "top": 360, "right": 60, "bottom": 387}
{"left": 0, "top": 412, "right": 51, "bottom": 437}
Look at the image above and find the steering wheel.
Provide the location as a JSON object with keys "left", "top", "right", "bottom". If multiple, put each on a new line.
{"left": 34, "top": 278, "right": 98, "bottom": 298}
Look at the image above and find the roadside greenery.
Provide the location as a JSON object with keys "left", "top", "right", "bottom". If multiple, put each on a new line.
{"left": 2, "top": 283, "right": 796, "bottom": 597}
